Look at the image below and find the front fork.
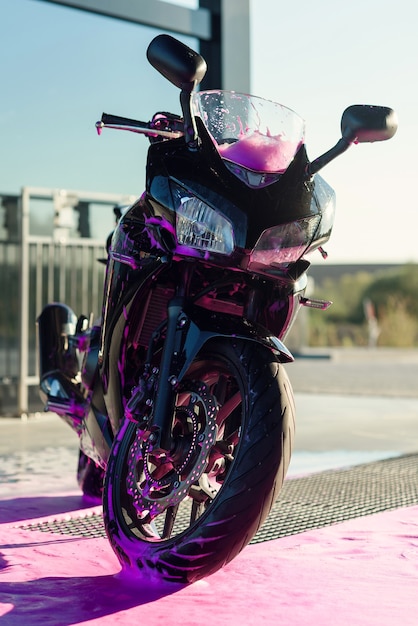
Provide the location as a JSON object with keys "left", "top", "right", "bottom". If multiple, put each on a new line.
{"left": 148, "top": 296, "right": 186, "bottom": 452}
{"left": 141, "top": 264, "right": 194, "bottom": 453}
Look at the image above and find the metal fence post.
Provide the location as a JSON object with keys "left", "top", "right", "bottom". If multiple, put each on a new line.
{"left": 17, "top": 187, "right": 30, "bottom": 416}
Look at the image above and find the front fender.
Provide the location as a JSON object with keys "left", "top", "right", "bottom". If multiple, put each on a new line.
{"left": 103, "top": 300, "right": 293, "bottom": 435}
{"left": 174, "top": 307, "right": 294, "bottom": 383}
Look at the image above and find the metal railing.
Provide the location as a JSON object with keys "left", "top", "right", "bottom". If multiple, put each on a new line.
{"left": 0, "top": 186, "right": 135, "bottom": 416}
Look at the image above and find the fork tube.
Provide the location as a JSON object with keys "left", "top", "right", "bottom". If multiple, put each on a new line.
{"left": 151, "top": 264, "right": 193, "bottom": 451}
{"left": 150, "top": 295, "right": 183, "bottom": 451}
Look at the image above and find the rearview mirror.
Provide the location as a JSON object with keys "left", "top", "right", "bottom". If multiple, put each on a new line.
{"left": 341, "top": 105, "right": 398, "bottom": 144}
{"left": 307, "top": 104, "right": 398, "bottom": 176}
{"left": 147, "top": 34, "right": 207, "bottom": 148}
{"left": 147, "top": 34, "right": 207, "bottom": 93}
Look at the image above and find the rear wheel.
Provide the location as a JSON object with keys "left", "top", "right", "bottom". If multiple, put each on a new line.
{"left": 77, "top": 450, "right": 104, "bottom": 503}
{"left": 77, "top": 451, "right": 105, "bottom": 502}
{"left": 103, "top": 338, "right": 295, "bottom": 583}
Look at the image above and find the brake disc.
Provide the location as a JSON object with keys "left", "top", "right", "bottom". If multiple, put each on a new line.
{"left": 126, "top": 381, "right": 218, "bottom": 518}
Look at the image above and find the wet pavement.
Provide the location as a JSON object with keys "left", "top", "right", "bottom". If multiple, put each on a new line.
{"left": 1, "top": 347, "right": 417, "bottom": 497}
{"left": 1, "top": 348, "right": 417, "bottom": 626}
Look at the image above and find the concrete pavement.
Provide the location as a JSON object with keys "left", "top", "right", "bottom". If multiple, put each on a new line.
{"left": 2, "top": 347, "right": 417, "bottom": 626}
{"left": 1, "top": 347, "right": 417, "bottom": 496}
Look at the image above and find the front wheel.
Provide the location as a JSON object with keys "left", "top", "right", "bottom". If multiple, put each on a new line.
{"left": 103, "top": 338, "right": 295, "bottom": 584}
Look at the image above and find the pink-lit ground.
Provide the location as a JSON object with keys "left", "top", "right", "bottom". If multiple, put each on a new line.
{"left": 0, "top": 491, "right": 417, "bottom": 626}
{"left": 2, "top": 351, "right": 418, "bottom": 625}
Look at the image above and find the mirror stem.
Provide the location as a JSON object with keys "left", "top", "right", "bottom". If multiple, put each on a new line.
{"left": 306, "top": 137, "right": 351, "bottom": 178}
{"left": 180, "top": 89, "right": 199, "bottom": 150}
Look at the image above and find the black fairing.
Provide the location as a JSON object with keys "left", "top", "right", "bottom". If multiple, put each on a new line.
{"left": 98, "top": 118, "right": 314, "bottom": 419}
{"left": 146, "top": 117, "right": 314, "bottom": 249}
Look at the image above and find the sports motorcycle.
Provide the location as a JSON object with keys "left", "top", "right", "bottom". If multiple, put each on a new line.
{"left": 37, "top": 34, "right": 397, "bottom": 583}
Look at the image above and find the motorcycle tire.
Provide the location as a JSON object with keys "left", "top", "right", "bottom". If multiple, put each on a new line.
{"left": 103, "top": 338, "right": 295, "bottom": 584}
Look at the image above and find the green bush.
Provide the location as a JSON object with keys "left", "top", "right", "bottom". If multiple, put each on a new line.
{"left": 308, "top": 264, "right": 418, "bottom": 347}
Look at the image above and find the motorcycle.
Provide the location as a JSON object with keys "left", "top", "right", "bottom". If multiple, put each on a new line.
{"left": 37, "top": 34, "right": 397, "bottom": 584}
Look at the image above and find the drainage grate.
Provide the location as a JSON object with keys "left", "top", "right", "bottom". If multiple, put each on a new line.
{"left": 253, "top": 452, "right": 418, "bottom": 543}
{"left": 21, "top": 453, "right": 418, "bottom": 542}
{"left": 21, "top": 510, "right": 106, "bottom": 539}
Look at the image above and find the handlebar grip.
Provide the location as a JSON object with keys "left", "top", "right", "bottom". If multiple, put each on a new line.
{"left": 101, "top": 113, "right": 150, "bottom": 129}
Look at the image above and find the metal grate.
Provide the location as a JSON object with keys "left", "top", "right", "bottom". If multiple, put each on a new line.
{"left": 20, "top": 510, "right": 106, "bottom": 538}
{"left": 253, "top": 452, "right": 418, "bottom": 543}
{"left": 20, "top": 453, "right": 418, "bottom": 542}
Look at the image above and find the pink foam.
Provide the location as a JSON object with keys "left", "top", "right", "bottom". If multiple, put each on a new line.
{"left": 218, "top": 133, "right": 300, "bottom": 172}
{"left": 0, "top": 494, "right": 417, "bottom": 625}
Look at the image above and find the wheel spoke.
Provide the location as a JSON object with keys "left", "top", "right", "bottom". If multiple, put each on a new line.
{"left": 190, "top": 499, "right": 206, "bottom": 524}
{"left": 216, "top": 390, "right": 241, "bottom": 426}
{"left": 162, "top": 504, "right": 179, "bottom": 539}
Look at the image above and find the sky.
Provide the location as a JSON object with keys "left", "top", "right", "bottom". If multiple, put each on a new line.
{"left": 0, "top": 0, "right": 416, "bottom": 263}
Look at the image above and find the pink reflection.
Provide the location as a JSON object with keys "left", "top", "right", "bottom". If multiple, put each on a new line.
{"left": 0, "top": 496, "right": 416, "bottom": 625}
{"left": 218, "top": 133, "right": 302, "bottom": 173}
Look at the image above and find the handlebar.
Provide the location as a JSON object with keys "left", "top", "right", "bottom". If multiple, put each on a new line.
{"left": 96, "top": 112, "right": 184, "bottom": 140}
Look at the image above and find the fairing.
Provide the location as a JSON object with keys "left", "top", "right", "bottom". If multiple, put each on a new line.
{"left": 146, "top": 117, "right": 316, "bottom": 251}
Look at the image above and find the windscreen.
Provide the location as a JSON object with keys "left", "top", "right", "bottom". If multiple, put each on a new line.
{"left": 193, "top": 90, "right": 305, "bottom": 174}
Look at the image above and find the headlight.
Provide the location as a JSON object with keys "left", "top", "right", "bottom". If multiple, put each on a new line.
{"left": 176, "top": 195, "right": 235, "bottom": 255}
{"left": 248, "top": 215, "right": 321, "bottom": 271}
